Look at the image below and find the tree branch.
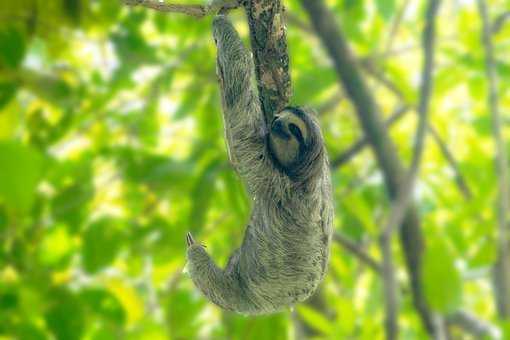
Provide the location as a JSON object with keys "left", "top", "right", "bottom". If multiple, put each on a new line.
{"left": 331, "top": 105, "right": 410, "bottom": 168}
{"left": 334, "top": 233, "right": 382, "bottom": 273}
{"left": 383, "top": 0, "right": 441, "bottom": 256}
{"left": 380, "top": 3, "right": 441, "bottom": 338}
{"left": 493, "top": 11, "right": 510, "bottom": 34}
{"left": 316, "top": 91, "right": 344, "bottom": 116}
{"left": 477, "top": 0, "right": 510, "bottom": 319}
{"left": 244, "top": 0, "right": 291, "bottom": 123}
{"left": 122, "top": 0, "right": 240, "bottom": 17}
{"left": 428, "top": 128, "right": 472, "bottom": 199}
{"left": 383, "top": 0, "right": 411, "bottom": 53}
{"left": 446, "top": 311, "right": 500, "bottom": 339}
{"left": 300, "top": 0, "right": 438, "bottom": 335}
{"left": 360, "top": 54, "right": 472, "bottom": 200}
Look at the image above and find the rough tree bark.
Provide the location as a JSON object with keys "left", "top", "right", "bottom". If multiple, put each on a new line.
{"left": 243, "top": 0, "right": 292, "bottom": 123}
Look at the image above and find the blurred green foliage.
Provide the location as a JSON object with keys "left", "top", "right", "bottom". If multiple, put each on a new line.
{"left": 0, "top": 0, "right": 510, "bottom": 339}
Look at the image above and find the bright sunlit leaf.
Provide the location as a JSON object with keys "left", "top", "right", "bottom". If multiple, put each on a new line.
{"left": 423, "top": 240, "right": 463, "bottom": 313}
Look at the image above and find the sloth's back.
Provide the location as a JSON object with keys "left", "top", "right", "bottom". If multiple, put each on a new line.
{"left": 235, "top": 172, "right": 333, "bottom": 314}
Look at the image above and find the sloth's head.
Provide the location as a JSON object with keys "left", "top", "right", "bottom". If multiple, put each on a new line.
{"left": 268, "top": 106, "right": 324, "bottom": 181}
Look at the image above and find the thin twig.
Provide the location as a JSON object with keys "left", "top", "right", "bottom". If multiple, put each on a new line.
{"left": 334, "top": 233, "right": 382, "bottom": 273}
{"left": 316, "top": 92, "right": 344, "bottom": 116}
{"left": 493, "top": 11, "right": 510, "bottom": 34}
{"left": 360, "top": 55, "right": 472, "bottom": 200}
{"left": 446, "top": 311, "right": 500, "bottom": 339}
{"left": 383, "top": 0, "right": 411, "bottom": 52}
{"left": 477, "top": 0, "right": 510, "bottom": 319}
{"left": 428, "top": 128, "right": 472, "bottom": 199}
{"left": 380, "top": 1, "right": 441, "bottom": 339}
{"left": 121, "top": 0, "right": 240, "bottom": 18}
{"left": 331, "top": 105, "right": 410, "bottom": 168}
{"left": 285, "top": 12, "right": 314, "bottom": 34}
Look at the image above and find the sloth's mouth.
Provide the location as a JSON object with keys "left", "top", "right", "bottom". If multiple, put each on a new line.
{"left": 271, "top": 119, "right": 291, "bottom": 140}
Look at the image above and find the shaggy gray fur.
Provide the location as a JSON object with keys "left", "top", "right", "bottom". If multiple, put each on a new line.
{"left": 186, "top": 15, "right": 334, "bottom": 315}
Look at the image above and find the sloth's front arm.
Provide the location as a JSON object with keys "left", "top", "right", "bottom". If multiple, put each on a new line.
{"left": 186, "top": 15, "right": 266, "bottom": 315}
{"left": 213, "top": 15, "right": 268, "bottom": 184}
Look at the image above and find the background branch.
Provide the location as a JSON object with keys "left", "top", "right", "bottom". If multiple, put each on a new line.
{"left": 316, "top": 92, "right": 344, "bottom": 116}
{"left": 286, "top": 5, "right": 472, "bottom": 201}
{"left": 493, "top": 11, "right": 510, "bottom": 34}
{"left": 428, "top": 128, "right": 472, "bottom": 199}
{"left": 244, "top": 0, "right": 291, "bottom": 123}
{"left": 300, "top": 0, "right": 437, "bottom": 335}
{"left": 446, "top": 311, "right": 500, "bottom": 338}
{"left": 334, "top": 232, "right": 382, "bottom": 273}
{"left": 477, "top": 0, "right": 510, "bottom": 319}
{"left": 380, "top": 2, "right": 441, "bottom": 338}
{"left": 360, "top": 62, "right": 472, "bottom": 200}
{"left": 331, "top": 105, "right": 410, "bottom": 168}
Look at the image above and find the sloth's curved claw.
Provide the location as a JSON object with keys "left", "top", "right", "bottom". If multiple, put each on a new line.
{"left": 186, "top": 232, "right": 195, "bottom": 248}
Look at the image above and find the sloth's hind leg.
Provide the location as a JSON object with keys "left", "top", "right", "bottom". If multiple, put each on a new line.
{"left": 187, "top": 236, "right": 252, "bottom": 313}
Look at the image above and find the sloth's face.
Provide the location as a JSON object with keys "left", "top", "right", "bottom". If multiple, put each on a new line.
{"left": 268, "top": 109, "right": 310, "bottom": 169}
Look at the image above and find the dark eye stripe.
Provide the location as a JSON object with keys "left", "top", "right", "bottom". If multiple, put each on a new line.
{"left": 288, "top": 123, "right": 304, "bottom": 143}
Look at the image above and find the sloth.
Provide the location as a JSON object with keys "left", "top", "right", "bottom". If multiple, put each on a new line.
{"left": 186, "top": 14, "right": 334, "bottom": 315}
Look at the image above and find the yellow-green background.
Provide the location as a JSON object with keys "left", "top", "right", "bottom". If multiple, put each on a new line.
{"left": 0, "top": 0, "right": 509, "bottom": 339}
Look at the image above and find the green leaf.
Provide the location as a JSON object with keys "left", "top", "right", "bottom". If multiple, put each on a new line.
{"left": 222, "top": 169, "right": 249, "bottom": 220}
{"left": 82, "top": 218, "right": 125, "bottom": 274}
{"left": 49, "top": 156, "right": 94, "bottom": 231}
{"left": 0, "top": 141, "right": 44, "bottom": 213}
{"left": 296, "top": 305, "right": 334, "bottom": 335}
{"left": 115, "top": 147, "right": 194, "bottom": 190}
{"left": 111, "top": 21, "right": 158, "bottom": 65}
{"left": 165, "top": 288, "right": 204, "bottom": 339}
{"left": 0, "top": 27, "right": 26, "bottom": 68}
{"left": 80, "top": 288, "right": 126, "bottom": 325}
{"left": 45, "top": 289, "right": 85, "bottom": 340}
{"left": 62, "top": 0, "right": 82, "bottom": 24}
{"left": 89, "top": 326, "right": 119, "bottom": 340}
{"left": 0, "top": 82, "right": 18, "bottom": 110}
{"left": 189, "top": 158, "right": 222, "bottom": 232}
{"left": 469, "top": 237, "right": 497, "bottom": 268}
{"left": 376, "top": 0, "right": 395, "bottom": 21}
{"left": 174, "top": 82, "right": 205, "bottom": 120}
{"left": 423, "top": 240, "right": 463, "bottom": 313}
{"left": 38, "top": 226, "right": 74, "bottom": 267}
{"left": 14, "top": 323, "right": 47, "bottom": 340}
{"left": 473, "top": 115, "right": 492, "bottom": 136}
{"left": 336, "top": 0, "right": 366, "bottom": 42}
{"left": 293, "top": 67, "right": 337, "bottom": 104}
{"left": 220, "top": 313, "right": 287, "bottom": 340}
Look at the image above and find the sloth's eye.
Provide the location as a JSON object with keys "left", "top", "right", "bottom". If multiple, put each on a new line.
{"left": 288, "top": 123, "right": 304, "bottom": 143}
